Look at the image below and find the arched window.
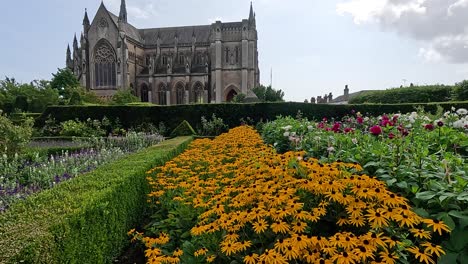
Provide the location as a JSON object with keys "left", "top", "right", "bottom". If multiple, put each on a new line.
{"left": 176, "top": 82, "right": 185, "bottom": 105}
{"left": 94, "top": 40, "right": 116, "bottom": 88}
{"left": 158, "top": 83, "right": 167, "bottom": 105}
{"left": 141, "top": 83, "right": 149, "bottom": 102}
{"left": 193, "top": 82, "right": 204, "bottom": 104}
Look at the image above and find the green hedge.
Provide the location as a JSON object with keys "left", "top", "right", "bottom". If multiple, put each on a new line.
{"left": 349, "top": 85, "right": 453, "bottom": 104}
{"left": 37, "top": 102, "right": 468, "bottom": 132}
{"left": 0, "top": 136, "right": 193, "bottom": 264}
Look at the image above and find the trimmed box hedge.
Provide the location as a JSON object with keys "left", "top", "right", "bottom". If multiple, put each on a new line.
{"left": 0, "top": 136, "right": 193, "bottom": 264}
{"left": 37, "top": 102, "right": 468, "bottom": 133}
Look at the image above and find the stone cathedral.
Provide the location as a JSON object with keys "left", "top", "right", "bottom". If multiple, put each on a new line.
{"left": 66, "top": 0, "right": 260, "bottom": 104}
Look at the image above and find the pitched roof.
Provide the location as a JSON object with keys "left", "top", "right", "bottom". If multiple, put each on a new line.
{"left": 107, "top": 11, "right": 143, "bottom": 42}
{"left": 140, "top": 25, "right": 212, "bottom": 46}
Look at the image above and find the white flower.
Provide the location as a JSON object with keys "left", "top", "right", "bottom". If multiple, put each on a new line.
{"left": 352, "top": 138, "right": 358, "bottom": 144}
{"left": 444, "top": 111, "right": 451, "bottom": 117}
{"left": 456, "top": 108, "right": 468, "bottom": 116}
{"left": 452, "top": 106, "right": 456, "bottom": 112}
{"left": 283, "top": 132, "right": 290, "bottom": 137}
{"left": 364, "top": 117, "right": 370, "bottom": 122}
{"left": 327, "top": 146, "right": 335, "bottom": 152}
{"left": 453, "top": 120, "right": 464, "bottom": 128}
{"left": 307, "top": 125, "right": 313, "bottom": 131}
{"left": 291, "top": 132, "right": 297, "bottom": 137}
{"left": 314, "top": 136, "right": 321, "bottom": 141}
{"left": 282, "top": 125, "right": 292, "bottom": 131}
{"left": 274, "top": 142, "right": 278, "bottom": 147}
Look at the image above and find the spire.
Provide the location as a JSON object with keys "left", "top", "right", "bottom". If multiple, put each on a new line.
{"left": 73, "top": 34, "right": 78, "bottom": 51}
{"left": 118, "top": 0, "right": 127, "bottom": 23}
{"left": 249, "top": 2, "right": 256, "bottom": 28}
{"left": 66, "top": 44, "right": 73, "bottom": 70}
{"left": 83, "top": 8, "right": 90, "bottom": 27}
{"left": 83, "top": 8, "right": 90, "bottom": 34}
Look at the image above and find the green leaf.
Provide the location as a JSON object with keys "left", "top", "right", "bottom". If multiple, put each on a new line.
{"left": 396, "top": 181, "right": 408, "bottom": 189}
{"left": 438, "top": 252, "right": 459, "bottom": 264}
{"left": 448, "top": 210, "right": 468, "bottom": 221}
{"left": 440, "top": 214, "right": 456, "bottom": 231}
{"left": 413, "top": 208, "right": 430, "bottom": 218}
{"left": 386, "top": 178, "right": 397, "bottom": 186}
{"left": 415, "top": 191, "right": 437, "bottom": 201}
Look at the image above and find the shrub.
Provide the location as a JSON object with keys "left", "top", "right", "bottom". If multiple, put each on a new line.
{"left": 0, "top": 111, "right": 33, "bottom": 155}
{"left": 453, "top": 80, "right": 468, "bottom": 101}
{"left": 197, "top": 114, "right": 228, "bottom": 136}
{"left": 170, "top": 120, "right": 196, "bottom": 138}
{"left": 349, "top": 85, "right": 453, "bottom": 104}
{"left": 37, "top": 102, "right": 468, "bottom": 133}
{"left": 111, "top": 89, "right": 140, "bottom": 105}
{"left": 0, "top": 136, "right": 192, "bottom": 263}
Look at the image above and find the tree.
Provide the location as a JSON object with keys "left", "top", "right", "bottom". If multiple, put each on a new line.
{"left": 50, "top": 68, "right": 80, "bottom": 97}
{"left": 453, "top": 80, "right": 468, "bottom": 101}
{"left": 252, "top": 85, "right": 285, "bottom": 102}
{"left": 232, "top": 93, "right": 247, "bottom": 103}
{"left": 111, "top": 89, "right": 140, "bottom": 105}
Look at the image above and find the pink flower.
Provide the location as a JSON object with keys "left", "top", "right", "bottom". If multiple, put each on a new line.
{"left": 424, "top": 124, "right": 434, "bottom": 131}
{"left": 332, "top": 123, "right": 341, "bottom": 133}
{"left": 357, "top": 117, "right": 364, "bottom": 124}
{"left": 369, "top": 125, "right": 382, "bottom": 136}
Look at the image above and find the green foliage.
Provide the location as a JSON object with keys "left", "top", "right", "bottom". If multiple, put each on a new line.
{"left": 170, "top": 120, "right": 196, "bottom": 138}
{"left": 232, "top": 93, "right": 246, "bottom": 103}
{"left": 252, "top": 85, "right": 285, "bottom": 102}
{"left": 0, "top": 136, "right": 192, "bottom": 263}
{"left": 38, "top": 102, "right": 468, "bottom": 135}
{"left": 0, "top": 111, "right": 33, "bottom": 155}
{"left": 197, "top": 114, "right": 228, "bottom": 136}
{"left": 68, "top": 90, "right": 82, "bottom": 105}
{"left": 262, "top": 111, "right": 468, "bottom": 261}
{"left": 111, "top": 89, "right": 140, "bottom": 105}
{"left": 50, "top": 68, "right": 80, "bottom": 94}
{"left": 59, "top": 119, "right": 106, "bottom": 137}
{"left": 0, "top": 77, "right": 59, "bottom": 113}
{"left": 453, "top": 80, "right": 468, "bottom": 101}
{"left": 349, "top": 84, "right": 453, "bottom": 104}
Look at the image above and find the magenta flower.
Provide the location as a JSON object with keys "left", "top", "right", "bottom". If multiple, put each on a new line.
{"left": 388, "top": 132, "right": 395, "bottom": 139}
{"left": 437, "top": 121, "right": 444, "bottom": 127}
{"left": 424, "top": 124, "right": 434, "bottom": 131}
{"left": 369, "top": 125, "right": 382, "bottom": 136}
{"left": 357, "top": 117, "right": 364, "bottom": 124}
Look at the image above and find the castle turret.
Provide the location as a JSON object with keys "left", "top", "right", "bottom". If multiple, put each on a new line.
{"left": 344, "top": 85, "right": 350, "bottom": 101}
{"left": 249, "top": 2, "right": 256, "bottom": 28}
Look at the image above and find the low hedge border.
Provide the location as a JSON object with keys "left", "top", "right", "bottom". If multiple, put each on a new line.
{"left": 37, "top": 102, "right": 468, "bottom": 132}
{"left": 0, "top": 136, "right": 193, "bottom": 264}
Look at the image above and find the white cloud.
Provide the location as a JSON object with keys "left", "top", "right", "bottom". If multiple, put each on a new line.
{"left": 337, "top": 0, "right": 468, "bottom": 63}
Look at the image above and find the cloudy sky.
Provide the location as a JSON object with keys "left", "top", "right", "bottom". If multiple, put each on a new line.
{"left": 1, "top": 0, "right": 468, "bottom": 102}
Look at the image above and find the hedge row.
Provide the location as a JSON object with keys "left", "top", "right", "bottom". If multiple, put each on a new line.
{"left": 349, "top": 85, "right": 454, "bottom": 104}
{"left": 38, "top": 102, "right": 468, "bottom": 132}
{"left": 0, "top": 136, "right": 193, "bottom": 264}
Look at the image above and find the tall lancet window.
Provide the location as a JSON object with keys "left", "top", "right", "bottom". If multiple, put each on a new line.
{"left": 94, "top": 40, "right": 117, "bottom": 88}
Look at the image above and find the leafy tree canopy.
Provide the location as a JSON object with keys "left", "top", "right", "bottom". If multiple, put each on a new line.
{"left": 50, "top": 68, "right": 80, "bottom": 93}
{"left": 252, "top": 85, "right": 285, "bottom": 102}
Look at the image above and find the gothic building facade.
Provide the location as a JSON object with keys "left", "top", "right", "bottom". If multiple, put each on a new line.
{"left": 66, "top": 0, "right": 260, "bottom": 104}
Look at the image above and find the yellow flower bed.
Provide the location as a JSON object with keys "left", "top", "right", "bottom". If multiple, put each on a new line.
{"left": 131, "top": 126, "right": 449, "bottom": 264}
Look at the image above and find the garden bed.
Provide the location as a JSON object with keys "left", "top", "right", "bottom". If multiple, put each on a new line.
{"left": 131, "top": 127, "right": 449, "bottom": 264}
{"left": 0, "top": 136, "right": 192, "bottom": 264}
